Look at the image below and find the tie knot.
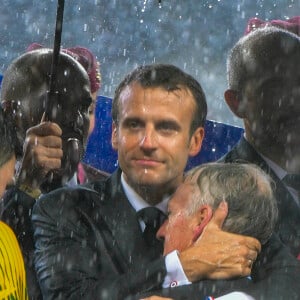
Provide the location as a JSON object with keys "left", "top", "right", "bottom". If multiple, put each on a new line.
{"left": 137, "top": 207, "right": 164, "bottom": 229}
{"left": 137, "top": 207, "right": 165, "bottom": 250}
{"left": 282, "top": 174, "right": 300, "bottom": 192}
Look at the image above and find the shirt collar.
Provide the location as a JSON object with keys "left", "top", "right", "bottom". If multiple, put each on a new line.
{"left": 244, "top": 134, "right": 287, "bottom": 179}
{"left": 259, "top": 154, "right": 287, "bottom": 180}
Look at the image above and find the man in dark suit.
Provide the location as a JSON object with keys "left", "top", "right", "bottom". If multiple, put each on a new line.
{"left": 135, "top": 163, "right": 299, "bottom": 299}
{"left": 32, "top": 64, "right": 260, "bottom": 299}
{"left": 220, "top": 19, "right": 300, "bottom": 258}
{"left": 0, "top": 47, "right": 107, "bottom": 299}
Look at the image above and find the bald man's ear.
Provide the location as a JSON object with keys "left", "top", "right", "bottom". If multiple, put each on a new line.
{"left": 192, "top": 205, "right": 213, "bottom": 242}
{"left": 224, "top": 89, "right": 245, "bottom": 119}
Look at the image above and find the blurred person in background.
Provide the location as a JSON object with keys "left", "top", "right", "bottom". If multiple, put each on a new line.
{"left": 0, "top": 107, "right": 28, "bottom": 300}
{"left": 221, "top": 17, "right": 300, "bottom": 258}
{"left": 0, "top": 45, "right": 106, "bottom": 299}
{"left": 26, "top": 43, "right": 108, "bottom": 184}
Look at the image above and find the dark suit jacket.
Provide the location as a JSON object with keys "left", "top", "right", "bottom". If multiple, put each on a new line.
{"left": 32, "top": 168, "right": 166, "bottom": 300}
{"left": 220, "top": 137, "right": 300, "bottom": 257}
{"left": 0, "top": 163, "right": 109, "bottom": 300}
{"left": 128, "top": 234, "right": 300, "bottom": 300}
{"left": 0, "top": 187, "right": 40, "bottom": 299}
{"left": 33, "top": 168, "right": 300, "bottom": 300}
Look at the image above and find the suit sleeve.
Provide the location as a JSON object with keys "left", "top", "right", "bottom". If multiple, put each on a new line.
{"left": 137, "top": 235, "right": 300, "bottom": 300}
{"left": 32, "top": 189, "right": 167, "bottom": 300}
{"left": 0, "top": 187, "right": 42, "bottom": 299}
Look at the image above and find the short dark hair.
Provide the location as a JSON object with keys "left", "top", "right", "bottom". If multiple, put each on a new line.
{"left": 227, "top": 27, "right": 300, "bottom": 93}
{"left": 185, "top": 162, "right": 278, "bottom": 245}
{"left": 112, "top": 64, "right": 207, "bottom": 134}
{"left": 0, "top": 107, "right": 17, "bottom": 167}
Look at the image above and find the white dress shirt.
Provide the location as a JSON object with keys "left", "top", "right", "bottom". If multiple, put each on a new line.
{"left": 120, "top": 173, "right": 191, "bottom": 287}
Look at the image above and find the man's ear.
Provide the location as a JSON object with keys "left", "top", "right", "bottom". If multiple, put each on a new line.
{"left": 189, "top": 127, "right": 204, "bottom": 157}
{"left": 192, "top": 205, "right": 213, "bottom": 242}
{"left": 224, "top": 89, "right": 245, "bottom": 118}
{"left": 111, "top": 122, "right": 118, "bottom": 150}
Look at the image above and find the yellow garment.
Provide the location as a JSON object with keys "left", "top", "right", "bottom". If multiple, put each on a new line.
{"left": 0, "top": 221, "right": 28, "bottom": 300}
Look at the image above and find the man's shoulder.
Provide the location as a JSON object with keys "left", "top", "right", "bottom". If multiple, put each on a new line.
{"left": 253, "top": 233, "right": 300, "bottom": 279}
{"left": 218, "top": 137, "right": 260, "bottom": 164}
{"left": 0, "top": 187, "right": 36, "bottom": 228}
{"left": 32, "top": 184, "right": 105, "bottom": 230}
{"left": 1, "top": 187, "right": 36, "bottom": 209}
{"left": 36, "top": 180, "right": 104, "bottom": 209}
{"left": 34, "top": 170, "right": 121, "bottom": 216}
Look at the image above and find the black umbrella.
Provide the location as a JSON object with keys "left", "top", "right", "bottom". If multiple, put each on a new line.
{"left": 44, "top": 0, "right": 65, "bottom": 121}
{"left": 42, "top": 0, "right": 82, "bottom": 186}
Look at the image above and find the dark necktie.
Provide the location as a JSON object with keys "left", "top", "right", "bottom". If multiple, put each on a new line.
{"left": 137, "top": 207, "right": 165, "bottom": 247}
{"left": 282, "top": 174, "right": 300, "bottom": 192}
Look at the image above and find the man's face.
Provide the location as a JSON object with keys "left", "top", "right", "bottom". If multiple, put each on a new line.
{"left": 52, "top": 80, "right": 91, "bottom": 179}
{"left": 242, "top": 50, "right": 300, "bottom": 162}
{"left": 156, "top": 183, "right": 199, "bottom": 255}
{"left": 112, "top": 82, "right": 204, "bottom": 198}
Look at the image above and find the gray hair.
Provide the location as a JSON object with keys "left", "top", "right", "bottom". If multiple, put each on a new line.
{"left": 185, "top": 163, "right": 278, "bottom": 245}
{"left": 226, "top": 27, "right": 300, "bottom": 93}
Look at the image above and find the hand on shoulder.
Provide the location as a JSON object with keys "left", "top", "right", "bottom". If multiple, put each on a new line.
{"left": 179, "top": 201, "right": 261, "bottom": 282}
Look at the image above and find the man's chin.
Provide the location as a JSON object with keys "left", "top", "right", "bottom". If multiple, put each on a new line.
{"left": 133, "top": 172, "right": 163, "bottom": 185}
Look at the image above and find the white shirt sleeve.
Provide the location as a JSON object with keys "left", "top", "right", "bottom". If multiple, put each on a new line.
{"left": 162, "top": 250, "right": 191, "bottom": 288}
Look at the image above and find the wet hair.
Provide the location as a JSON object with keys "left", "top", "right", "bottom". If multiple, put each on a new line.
{"left": 0, "top": 107, "right": 17, "bottom": 168}
{"left": 185, "top": 162, "right": 278, "bottom": 245}
{"left": 112, "top": 64, "right": 207, "bottom": 134}
{"left": 227, "top": 27, "right": 300, "bottom": 93}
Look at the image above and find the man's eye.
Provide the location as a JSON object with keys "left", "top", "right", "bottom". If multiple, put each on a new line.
{"left": 158, "top": 122, "right": 179, "bottom": 133}
{"left": 127, "top": 120, "right": 142, "bottom": 129}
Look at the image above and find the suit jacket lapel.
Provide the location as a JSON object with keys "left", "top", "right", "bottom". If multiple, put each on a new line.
{"left": 92, "top": 169, "right": 155, "bottom": 269}
{"left": 230, "top": 137, "right": 300, "bottom": 255}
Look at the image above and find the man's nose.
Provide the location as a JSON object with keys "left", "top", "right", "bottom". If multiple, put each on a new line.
{"left": 139, "top": 126, "right": 157, "bottom": 149}
{"left": 156, "top": 220, "right": 166, "bottom": 240}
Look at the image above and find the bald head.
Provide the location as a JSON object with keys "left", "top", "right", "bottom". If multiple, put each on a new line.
{"left": 1, "top": 49, "right": 91, "bottom": 143}
{"left": 1, "top": 49, "right": 93, "bottom": 186}
{"left": 227, "top": 27, "right": 300, "bottom": 92}
{"left": 224, "top": 28, "right": 300, "bottom": 171}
